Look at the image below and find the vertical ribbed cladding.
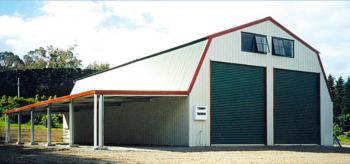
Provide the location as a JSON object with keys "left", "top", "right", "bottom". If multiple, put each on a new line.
{"left": 188, "top": 19, "right": 332, "bottom": 146}
{"left": 70, "top": 97, "right": 189, "bottom": 146}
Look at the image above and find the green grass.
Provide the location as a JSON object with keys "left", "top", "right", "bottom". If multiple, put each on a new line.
{"left": 0, "top": 120, "right": 62, "bottom": 130}
{"left": 338, "top": 134, "right": 350, "bottom": 145}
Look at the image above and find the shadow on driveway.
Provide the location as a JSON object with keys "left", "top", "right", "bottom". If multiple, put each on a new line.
{"left": 0, "top": 144, "right": 112, "bottom": 164}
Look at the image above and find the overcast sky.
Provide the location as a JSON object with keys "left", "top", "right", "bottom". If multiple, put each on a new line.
{"left": 0, "top": 1, "right": 349, "bottom": 77}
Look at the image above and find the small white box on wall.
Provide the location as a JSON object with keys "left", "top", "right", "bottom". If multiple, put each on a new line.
{"left": 193, "top": 106, "right": 208, "bottom": 121}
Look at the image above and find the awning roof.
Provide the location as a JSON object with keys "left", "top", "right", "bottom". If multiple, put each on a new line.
{"left": 4, "top": 90, "right": 188, "bottom": 114}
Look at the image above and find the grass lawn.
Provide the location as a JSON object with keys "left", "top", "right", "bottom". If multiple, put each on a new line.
{"left": 339, "top": 133, "right": 350, "bottom": 145}
{"left": 0, "top": 120, "right": 62, "bottom": 130}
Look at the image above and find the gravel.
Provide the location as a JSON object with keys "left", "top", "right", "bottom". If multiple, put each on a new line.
{"left": 0, "top": 144, "right": 350, "bottom": 164}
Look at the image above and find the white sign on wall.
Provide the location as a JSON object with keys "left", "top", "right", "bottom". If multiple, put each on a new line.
{"left": 193, "top": 106, "right": 208, "bottom": 121}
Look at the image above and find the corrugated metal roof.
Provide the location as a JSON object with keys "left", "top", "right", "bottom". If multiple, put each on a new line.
{"left": 71, "top": 39, "right": 208, "bottom": 94}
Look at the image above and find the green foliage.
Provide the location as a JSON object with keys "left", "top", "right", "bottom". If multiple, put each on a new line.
{"left": 334, "top": 76, "right": 345, "bottom": 124}
{"left": 338, "top": 132, "right": 350, "bottom": 145}
{"left": 86, "top": 61, "right": 110, "bottom": 71}
{"left": 342, "top": 77, "right": 350, "bottom": 115}
{"left": 334, "top": 123, "right": 343, "bottom": 136}
{"left": 0, "top": 68, "right": 97, "bottom": 97}
{"left": 23, "top": 45, "right": 82, "bottom": 69}
{"left": 0, "top": 95, "right": 37, "bottom": 117}
{"left": 338, "top": 114, "right": 350, "bottom": 132}
{"left": 40, "top": 114, "right": 62, "bottom": 128}
{"left": 330, "top": 74, "right": 350, "bottom": 134}
{"left": 0, "top": 95, "right": 62, "bottom": 127}
{"left": 328, "top": 74, "right": 335, "bottom": 98}
{"left": 0, "top": 51, "right": 24, "bottom": 71}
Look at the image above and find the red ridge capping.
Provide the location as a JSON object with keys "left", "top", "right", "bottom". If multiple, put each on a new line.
{"left": 187, "top": 38, "right": 212, "bottom": 93}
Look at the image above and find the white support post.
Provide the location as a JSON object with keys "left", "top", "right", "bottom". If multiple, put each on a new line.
{"left": 5, "top": 114, "right": 10, "bottom": 143}
{"left": 69, "top": 99, "right": 75, "bottom": 147}
{"left": 266, "top": 66, "right": 274, "bottom": 145}
{"left": 30, "top": 109, "right": 35, "bottom": 145}
{"left": 47, "top": 105, "right": 52, "bottom": 146}
{"left": 17, "top": 112, "right": 22, "bottom": 144}
{"left": 98, "top": 95, "right": 105, "bottom": 149}
{"left": 94, "top": 94, "right": 98, "bottom": 148}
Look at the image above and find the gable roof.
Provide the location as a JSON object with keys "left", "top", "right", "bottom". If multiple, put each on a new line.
{"left": 4, "top": 16, "right": 332, "bottom": 114}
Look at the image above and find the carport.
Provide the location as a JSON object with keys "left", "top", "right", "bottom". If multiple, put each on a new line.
{"left": 3, "top": 90, "right": 187, "bottom": 149}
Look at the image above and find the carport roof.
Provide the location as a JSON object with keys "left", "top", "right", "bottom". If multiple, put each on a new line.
{"left": 4, "top": 90, "right": 188, "bottom": 114}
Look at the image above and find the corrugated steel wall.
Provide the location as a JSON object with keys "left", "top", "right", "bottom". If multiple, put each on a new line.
{"left": 66, "top": 97, "right": 189, "bottom": 146}
{"left": 189, "top": 20, "right": 333, "bottom": 146}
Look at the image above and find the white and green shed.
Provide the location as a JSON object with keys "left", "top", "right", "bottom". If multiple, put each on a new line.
{"left": 4, "top": 17, "right": 333, "bottom": 147}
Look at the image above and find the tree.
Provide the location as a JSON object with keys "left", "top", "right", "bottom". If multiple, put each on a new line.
{"left": 86, "top": 61, "right": 110, "bottom": 71}
{"left": 47, "top": 45, "right": 82, "bottom": 68}
{"left": 23, "top": 47, "right": 48, "bottom": 69}
{"left": 23, "top": 45, "right": 82, "bottom": 69}
{"left": 342, "top": 77, "right": 350, "bottom": 115}
{"left": 334, "top": 76, "right": 345, "bottom": 124}
{"left": 0, "top": 51, "right": 24, "bottom": 71}
{"left": 328, "top": 74, "right": 336, "bottom": 98}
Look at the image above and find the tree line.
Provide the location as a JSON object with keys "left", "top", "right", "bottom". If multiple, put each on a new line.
{"left": 0, "top": 45, "right": 110, "bottom": 126}
{"left": 0, "top": 45, "right": 110, "bottom": 97}
{"left": 328, "top": 75, "right": 350, "bottom": 135}
{"left": 0, "top": 45, "right": 109, "bottom": 71}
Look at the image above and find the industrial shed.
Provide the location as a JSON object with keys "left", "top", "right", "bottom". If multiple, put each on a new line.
{"left": 4, "top": 17, "right": 333, "bottom": 148}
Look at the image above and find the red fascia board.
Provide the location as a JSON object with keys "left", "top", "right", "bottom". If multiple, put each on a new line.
{"left": 4, "top": 90, "right": 95, "bottom": 114}
{"left": 315, "top": 52, "right": 334, "bottom": 100}
{"left": 187, "top": 38, "right": 212, "bottom": 93}
{"left": 95, "top": 90, "right": 188, "bottom": 95}
{"left": 208, "top": 17, "right": 272, "bottom": 39}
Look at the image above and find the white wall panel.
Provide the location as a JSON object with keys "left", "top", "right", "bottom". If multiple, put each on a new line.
{"left": 189, "top": 20, "right": 333, "bottom": 146}
{"left": 64, "top": 97, "right": 189, "bottom": 146}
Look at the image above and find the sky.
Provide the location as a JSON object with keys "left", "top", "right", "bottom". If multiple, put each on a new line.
{"left": 0, "top": 1, "right": 349, "bottom": 77}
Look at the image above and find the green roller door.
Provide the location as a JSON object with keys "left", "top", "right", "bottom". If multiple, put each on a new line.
{"left": 274, "top": 69, "right": 320, "bottom": 144}
{"left": 211, "top": 62, "right": 266, "bottom": 144}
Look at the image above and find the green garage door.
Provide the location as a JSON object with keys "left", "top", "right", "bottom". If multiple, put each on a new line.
{"left": 274, "top": 69, "right": 320, "bottom": 144}
{"left": 211, "top": 62, "right": 266, "bottom": 144}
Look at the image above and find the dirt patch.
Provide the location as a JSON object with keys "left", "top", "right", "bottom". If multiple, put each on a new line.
{"left": 0, "top": 144, "right": 349, "bottom": 164}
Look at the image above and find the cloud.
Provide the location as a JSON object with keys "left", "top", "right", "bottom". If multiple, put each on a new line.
{"left": 0, "top": 1, "right": 349, "bottom": 77}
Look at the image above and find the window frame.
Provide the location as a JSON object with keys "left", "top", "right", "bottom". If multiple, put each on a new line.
{"left": 272, "top": 36, "right": 294, "bottom": 58}
{"left": 241, "top": 32, "right": 269, "bottom": 54}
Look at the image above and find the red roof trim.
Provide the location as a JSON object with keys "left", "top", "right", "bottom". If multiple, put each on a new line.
{"left": 187, "top": 38, "right": 212, "bottom": 93}
{"left": 94, "top": 90, "right": 188, "bottom": 95}
{"left": 208, "top": 17, "right": 272, "bottom": 38}
{"left": 207, "top": 16, "right": 332, "bottom": 101}
{"left": 4, "top": 90, "right": 95, "bottom": 114}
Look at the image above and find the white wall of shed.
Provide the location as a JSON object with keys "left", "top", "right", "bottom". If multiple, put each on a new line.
{"left": 62, "top": 97, "right": 189, "bottom": 146}
{"left": 188, "top": 20, "right": 333, "bottom": 146}
{"left": 71, "top": 40, "right": 206, "bottom": 94}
